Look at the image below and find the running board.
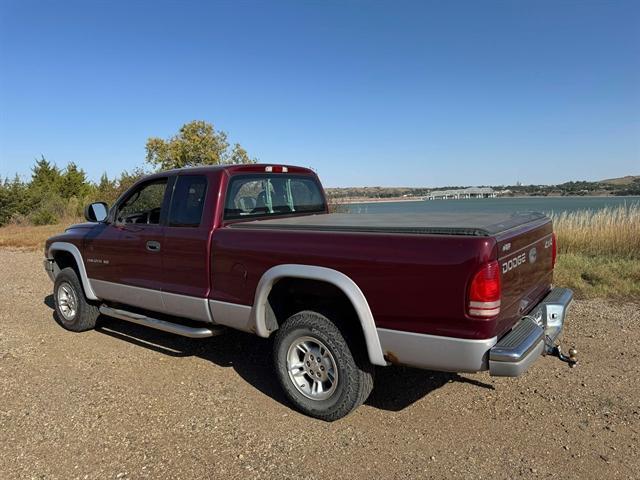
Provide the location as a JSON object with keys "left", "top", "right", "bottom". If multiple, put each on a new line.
{"left": 99, "top": 305, "right": 224, "bottom": 338}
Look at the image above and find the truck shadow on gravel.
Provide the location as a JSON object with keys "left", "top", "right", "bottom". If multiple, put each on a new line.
{"left": 44, "top": 296, "right": 494, "bottom": 413}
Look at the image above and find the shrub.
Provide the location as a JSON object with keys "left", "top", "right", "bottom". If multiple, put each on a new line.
{"left": 29, "top": 208, "right": 59, "bottom": 226}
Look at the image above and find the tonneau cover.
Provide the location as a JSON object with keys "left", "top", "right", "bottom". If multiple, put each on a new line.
{"left": 229, "top": 212, "right": 548, "bottom": 237}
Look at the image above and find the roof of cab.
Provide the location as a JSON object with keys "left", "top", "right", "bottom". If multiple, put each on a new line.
{"left": 157, "top": 163, "right": 316, "bottom": 176}
{"left": 126, "top": 164, "right": 319, "bottom": 195}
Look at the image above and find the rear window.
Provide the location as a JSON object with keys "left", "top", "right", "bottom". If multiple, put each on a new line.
{"left": 168, "top": 175, "right": 208, "bottom": 227}
{"left": 224, "top": 174, "right": 325, "bottom": 219}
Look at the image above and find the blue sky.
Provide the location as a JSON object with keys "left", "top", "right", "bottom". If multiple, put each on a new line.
{"left": 0, "top": 0, "right": 638, "bottom": 187}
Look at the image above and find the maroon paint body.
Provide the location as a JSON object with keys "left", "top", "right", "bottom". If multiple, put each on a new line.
{"left": 210, "top": 223, "right": 552, "bottom": 340}
{"left": 45, "top": 164, "right": 553, "bottom": 341}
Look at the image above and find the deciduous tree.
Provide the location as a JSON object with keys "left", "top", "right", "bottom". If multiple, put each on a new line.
{"left": 145, "top": 120, "right": 256, "bottom": 170}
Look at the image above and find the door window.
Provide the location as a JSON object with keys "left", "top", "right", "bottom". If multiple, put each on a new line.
{"left": 116, "top": 179, "right": 167, "bottom": 225}
{"left": 168, "top": 175, "right": 208, "bottom": 227}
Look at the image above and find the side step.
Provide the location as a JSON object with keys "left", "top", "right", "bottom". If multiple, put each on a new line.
{"left": 99, "top": 305, "right": 224, "bottom": 338}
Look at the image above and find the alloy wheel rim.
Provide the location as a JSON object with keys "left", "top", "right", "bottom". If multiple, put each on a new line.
{"left": 57, "top": 282, "right": 78, "bottom": 321}
{"left": 286, "top": 335, "right": 338, "bottom": 401}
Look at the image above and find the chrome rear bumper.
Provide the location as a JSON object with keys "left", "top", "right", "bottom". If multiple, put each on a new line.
{"left": 489, "top": 287, "right": 573, "bottom": 377}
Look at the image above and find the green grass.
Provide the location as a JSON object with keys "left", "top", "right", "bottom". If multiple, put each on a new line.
{"left": 554, "top": 253, "right": 640, "bottom": 300}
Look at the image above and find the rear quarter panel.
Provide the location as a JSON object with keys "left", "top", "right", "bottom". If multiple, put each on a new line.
{"left": 210, "top": 228, "right": 500, "bottom": 339}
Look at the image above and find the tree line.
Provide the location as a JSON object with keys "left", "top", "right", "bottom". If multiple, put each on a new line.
{"left": 326, "top": 179, "right": 640, "bottom": 200}
{"left": 0, "top": 120, "right": 256, "bottom": 227}
{"left": 0, "top": 157, "right": 146, "bottom": 226}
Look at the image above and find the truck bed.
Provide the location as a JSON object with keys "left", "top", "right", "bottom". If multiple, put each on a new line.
{"left": 230, "top": 212, "right": 548, "bottom": 237}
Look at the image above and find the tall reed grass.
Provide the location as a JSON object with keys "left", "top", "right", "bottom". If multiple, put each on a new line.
{"left": 551, "top": 205, "right": 640, "bottom": 258}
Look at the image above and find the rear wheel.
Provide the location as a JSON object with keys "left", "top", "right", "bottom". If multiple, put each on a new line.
{"left": 273, "top": 310, "right": 374, "bottom": 421}
{"left": 53, "top": 267, "right": 99, "bottom": 332}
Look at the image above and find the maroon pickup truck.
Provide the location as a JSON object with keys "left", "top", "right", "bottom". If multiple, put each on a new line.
{"left": 44, "top": 164, "right": 573, "bottom": 420}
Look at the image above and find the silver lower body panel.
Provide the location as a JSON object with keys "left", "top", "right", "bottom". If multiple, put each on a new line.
{"left": 377, "top": 328, "right": 497, "bottom": 372}
{"left": 90, "top": 279, "right": 213, "bottom": 323}
{"left": 43, "top": 259, "right": 56, "bottom": 282}
{"left": 377, "top": 287, "right": 573, "bottom": 377}
{"left": 208, "top": 300, "right": 253, "bottom": 332}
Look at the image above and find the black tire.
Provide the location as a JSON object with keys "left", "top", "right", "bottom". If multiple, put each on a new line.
{"left": 53, "top": 267, "right": 99, "bottom": 332}
{"left": 273, "top": 310, "right": 374, "bottom": 421}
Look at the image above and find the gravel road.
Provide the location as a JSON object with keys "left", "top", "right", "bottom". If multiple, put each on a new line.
{"left": 1, "top": 249, "right": 638, "bottom": 479}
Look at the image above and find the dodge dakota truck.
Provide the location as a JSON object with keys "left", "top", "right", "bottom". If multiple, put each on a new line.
{"left": 44, "top": 164, "right": 573, "bottom": 420}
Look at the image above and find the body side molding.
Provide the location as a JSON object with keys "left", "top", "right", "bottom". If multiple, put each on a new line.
{"left": 208, "top": 300, "right": 252, "bottom": 331}
{"left": 47, "top": 241, "right": 99, "bottom": 300}
{"left": 91, "top": 279, "right": 214, "bottom": 323}
{"left": 250, "top": 264, "right": 387, "bottom": 366}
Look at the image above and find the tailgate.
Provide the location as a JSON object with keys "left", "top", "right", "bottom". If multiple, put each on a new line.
{"left": 495, "top": 218, "right": 554, "bottom": 338}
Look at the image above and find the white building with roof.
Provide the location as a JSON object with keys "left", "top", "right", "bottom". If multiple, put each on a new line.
{"left": 426, "top": 187, "right": 496, "bottom": 200}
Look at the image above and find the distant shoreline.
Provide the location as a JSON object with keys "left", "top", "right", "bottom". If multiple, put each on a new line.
{"left": 335, "top": 197, "right": 425, "bottom": 204}
{"left": 334, "top": 195, "right": 640, "bottom": 205}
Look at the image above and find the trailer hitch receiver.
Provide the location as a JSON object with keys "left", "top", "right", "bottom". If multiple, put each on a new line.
{"left": 547, "top": 343, "right": 578, "bottom": 368}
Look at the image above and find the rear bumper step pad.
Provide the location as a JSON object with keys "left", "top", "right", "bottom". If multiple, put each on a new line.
{"left": 489, "top": 287, "right": 573, "bottom": 377}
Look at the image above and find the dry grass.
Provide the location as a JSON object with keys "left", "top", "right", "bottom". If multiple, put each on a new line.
{"left": 551, "top": 205, "right": 640, "bottom": 299}
{"left": 551, "top": 205, "right": 640, "bottom": 259}
{"left": 0, "top": 223, "right": 73, "bottom": 251}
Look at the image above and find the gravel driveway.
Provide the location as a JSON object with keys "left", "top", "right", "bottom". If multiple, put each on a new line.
{"left": 1, "top": 249, "right": 638, "bottom": 479}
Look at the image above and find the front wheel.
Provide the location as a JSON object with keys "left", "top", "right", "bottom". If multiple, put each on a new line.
{"left": 53, "top": 267, "right": 99, "bottom": 332}
{"left": 273, "top": 310, "right": 374, "bottom": 421}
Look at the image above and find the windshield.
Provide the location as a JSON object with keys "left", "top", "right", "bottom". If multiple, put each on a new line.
{"left": 224, "top": 174, "right": 326, "bottom": 220}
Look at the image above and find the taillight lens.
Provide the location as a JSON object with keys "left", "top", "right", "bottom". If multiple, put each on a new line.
{"left": 551, "top": 232, "right": 557, "bottom": 268}
{"left": 468, "top": 260, "right": 501, "bottom": 317}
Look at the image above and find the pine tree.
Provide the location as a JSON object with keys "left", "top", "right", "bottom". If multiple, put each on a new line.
{"left": 59, "top": 162, "right": 90, "bottom": 199}
{"left": 30, "top": 155, "right": 61, "bottom": 193}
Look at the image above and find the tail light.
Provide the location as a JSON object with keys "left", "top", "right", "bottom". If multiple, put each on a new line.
{"left": 551, "top": 232, "right": 557, "bottom": 268}
{"left": 468, "top": 260, "right": 501, "bottom": 318}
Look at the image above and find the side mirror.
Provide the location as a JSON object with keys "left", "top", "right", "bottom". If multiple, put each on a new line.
{"left": 84, "top": 202, "right": 109, "bottom": 222}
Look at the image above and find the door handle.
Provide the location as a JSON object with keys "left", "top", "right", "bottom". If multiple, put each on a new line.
{"left": 146, "top": 240, "right": 161, "bottom": 252}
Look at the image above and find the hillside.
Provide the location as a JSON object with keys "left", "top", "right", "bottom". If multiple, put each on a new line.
{"left": 326, "top": 176, "right": 640, "bottom": 200}
{"left": 599, "top": 175, "right": 640, "bottom": 185}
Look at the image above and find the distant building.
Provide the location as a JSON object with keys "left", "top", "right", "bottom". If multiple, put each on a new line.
{"left": 426, "top": 187, "right": 497, "bottom": 200}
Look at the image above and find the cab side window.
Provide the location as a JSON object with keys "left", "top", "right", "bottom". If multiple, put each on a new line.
{"left": 116, "top": 179, "right": 167, "bottom": 225}
{"left": 168, "top": 175, "right": 208, "bottom": 227}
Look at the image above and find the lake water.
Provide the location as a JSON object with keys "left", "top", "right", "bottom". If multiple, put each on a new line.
{"left": 345, "top": 196, "right": 640, "bottom": 215}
